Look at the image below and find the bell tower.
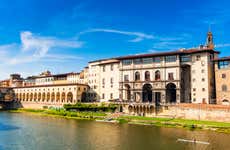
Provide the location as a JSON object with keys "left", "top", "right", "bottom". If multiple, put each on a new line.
{"left": 206, "top": 31, "right": 214, "bottom": 49}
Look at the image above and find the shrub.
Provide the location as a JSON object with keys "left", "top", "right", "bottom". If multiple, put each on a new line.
{"left": 63, "top": 103, "right": 118, "bottom": 112}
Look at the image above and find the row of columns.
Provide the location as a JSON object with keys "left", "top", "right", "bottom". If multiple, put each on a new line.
{"left": 16, "top": 92, "right": 75, "bottom": 103}
{"left": 122, "top": 89, "right": 180, "bottom": 103}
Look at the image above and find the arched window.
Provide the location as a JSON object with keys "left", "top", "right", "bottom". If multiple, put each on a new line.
{"left": 135, "top": 71, "right": 140, "bottom": 81}
{"left": 155, "top": 70, "right": 160, "bottom": 80}
{"left": 56, "top": 92, "right": 60, "bottom": 102}
{"left": 47, "top": 93, "right": 50, "bottom": 102}
{"left": 61, "top": 92, "right": 65, "bottom": 102}
{"left": 67, "top": 92, "right": 73, "bottom": 103}
{"left": 222, "top": 84, "right": 227, "bottom": 92}
{"left": 145, "top": 71, "right": 150, "bottom": 81}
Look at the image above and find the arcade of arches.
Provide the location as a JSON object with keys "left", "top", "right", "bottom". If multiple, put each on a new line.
{"left": 122, "top": 83, "right": 179, "bottom": 105}
{"left": 13, "top": 84, "right": 89, "bottom": 104}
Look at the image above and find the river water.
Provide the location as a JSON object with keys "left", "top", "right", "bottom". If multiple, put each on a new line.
{"left": 0, "top": 112, "right": 229, "bottom": 150}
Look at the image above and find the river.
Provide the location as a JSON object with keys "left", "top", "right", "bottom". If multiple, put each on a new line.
{"left": 0, "top": 112, "right": 229, "bottom": 150}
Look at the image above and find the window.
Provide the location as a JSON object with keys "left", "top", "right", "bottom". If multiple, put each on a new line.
{"left": 103, "top": 66, "right": 105, "bottom": 72}
{"left": 202, "top": 78, "right": 205, "bottom": 82}
{"left": 143, "top": 58, "right": 153, "bottom": 64}
{"left": 102, "top": 78, "right": 105, "bottom": 88}
{"left": 192, "top": 78, "right": 196, "bottom": 82}
{"left": 193, "top": 88, "right": 196, "bottom": 91}
{"left": 123, "top": 59, "right": 132, "bottom": 65}
{"left": 110, "top": 78, "right": 113, "bottom": 84}
{"left": 134, "top": 58, "right": 142, "bottom": 64}
{"left": 222, "top": 73, "right": 226, "bottom": 78}
{"left": 196, "top": 55, "right": 201, "bottom": 61}
{"left": 155, "top": 70, "right": 161, "bottom": 80}
{"left": 222, "top": 85, "right": 227, "bottom": 92}
{"left": 165, "top": 55, "right": 177, "bottom": 62}
{"left": 145, "top": 71, "right": 150, "bottom": 81}
{"left": 110, "top": 93, "right": 113, "bottom": 99}
{"left": 168, "top": 73, "right": 174, "bottom": 80}
{"left": 102, "top": 93, "right": 105, "bottom": 99}
{"left": 202, "top": 98, "right": 206, "bottom": 103}
{"left": 135, "top": 71, "right": 140, "bottom": 81}
{"left": 202, "top": 88, "right": 205, "bottom": 91}
{"left": 153, "top": 57, "right": 161, "bottom": 63}
{"left": 218, "top": 61, "right": 229, "bottom": 69}
{"left": 124, "top": 75, "right": 129, "bottom": 81}
{"left": 111, "top": 64, "right": 113, "bottom": 71}
{"left": 201, "top": 69, "right": 205, "bottom": 73}
{"left": 181, "top": 55, "right": 191, "bottom": 62}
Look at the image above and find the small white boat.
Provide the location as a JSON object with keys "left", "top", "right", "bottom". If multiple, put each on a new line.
{"left": 177, "top": 138, "right": 210, "bottom": 145}
{"left": 96, "top": 119, "right": 117, "bottom": 123}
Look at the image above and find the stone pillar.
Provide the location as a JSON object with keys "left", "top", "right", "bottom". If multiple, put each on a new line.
{"left": 161, "top": 91, "right": 166, "bottom": 104}
{"left": 176, "top": 90, "right": 180, "bottom": 104}
{"left": 152, "top": 92, "right": 155, "bottom": 104}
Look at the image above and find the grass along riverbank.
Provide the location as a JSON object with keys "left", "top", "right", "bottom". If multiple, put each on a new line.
{"left": 9, "top": 108, "right": 107, "bottom": 120}
{"left": 117, "top": 115, "right": 230, "bottom": 133}
{"left": 8, "top": 108, "right": 230, "bottom": 133}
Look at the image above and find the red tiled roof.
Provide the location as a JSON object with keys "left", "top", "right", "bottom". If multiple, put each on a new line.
{"left": 213, "top": 56, "right": 230, "bottom": 61}
{"left": 89, "top": 48, "right": 220, "bottom": 63}
{"left": 117, "top": 48, "right": 219, "bottom": 60}
{"left": 13, "top": 83, "right": 89, "bottom": 88}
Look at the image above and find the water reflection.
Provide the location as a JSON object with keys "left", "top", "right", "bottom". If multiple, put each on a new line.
{"left": 0, "top": 123, "right": 19, "bottom": 131}
{"left": 0, "top": 112, "right": 229, "bottom": 150}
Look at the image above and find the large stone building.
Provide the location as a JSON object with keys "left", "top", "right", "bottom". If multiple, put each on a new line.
{"left": 1, "top": 31, "right": 230, "bottom": 108}
{"left": 214, "top": 57, "right": 230, "bottom": 105}
{"left": 86, "top": 31, "right": 219, "bottom": 105}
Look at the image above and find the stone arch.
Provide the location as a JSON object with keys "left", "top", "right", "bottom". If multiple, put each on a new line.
{"left": 142, "top": 84, "right": 152, "bottom": 102}
{"left": 128, "top": 105, "right": 133, "bottom": 113}
{"left": 22, "top": 93, "right": 25, "bottom": 101}
{"left": 47, "top": 93, "right": 50, "bottom": 102}
{"left": 34, "top": 93, "right": 37, "bottom": 101}
{"left": 135, "top": 71, "right": 140, "bottom": 81}
{"left": 133, "top": 106, "right": 137, "bottom": 113}
{"left": 150, "top": 105, "right": 154, "bottom": 113}
{"left": 30, "top": 93, "right": 33, "bottom": 101}
{"left": 61, "top": 92, "right": 65, "bottom": 102}
{"left": 56, "top": 92, "right": 60, "bottom": 102}
{"left": 26, "top": 93, "right": 29, "bottom": 101}
{"left": 124, "top": 84, "right": 131, "bottom": 101}
{"left": 145, "top": 71, "right": 150, "bottom": 81}
{"left": 51, "top": 92, "right": 55, "bottom": 102}
{"left": 67, "top": 92, "right": 73, "bottom": 103}
{"left": 38, "top": 93, "right": 41, "bottom": 101}
{"left": 42, "top": 92, "right": 46, "bottom": 102}
{"left": 166, "top": 83, "right": 176, "bottom": 103}
{"left": 143, "top": 105, "right": 146, "bottom": 113}
{"left": 155, "top": 70, "right": 160, "bottom": 80}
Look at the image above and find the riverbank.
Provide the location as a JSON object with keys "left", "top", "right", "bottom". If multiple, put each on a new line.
{"left": 8, "top": 108, "right": 107, "bottom": 120}
{"left": 118, "top": 116, "right": 230, "bottom": 133}
{"left": 7, "top": 108, "right": 230, "bottom": 133}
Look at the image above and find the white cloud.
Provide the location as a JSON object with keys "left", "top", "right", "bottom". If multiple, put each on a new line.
{"left": 215, "top": 43, "right": 230, "bottom": 48}
{"left": 80, "top": 28, "right": 154, "bottom": 42}
{"left": 0, "top": 31, "right": 84, "bottom": 68}
{"left": 21, "top": 31, "right": 83, "bottom": 57}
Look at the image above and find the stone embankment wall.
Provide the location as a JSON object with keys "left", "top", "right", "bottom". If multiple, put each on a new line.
{"left": 124, "top": 103, "right": 230, "bottom": 122}
{"left": 161, "top": 104, "right": 230, "bottom": 122}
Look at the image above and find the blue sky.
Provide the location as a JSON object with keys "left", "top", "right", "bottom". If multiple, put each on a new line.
{"left": 0, "top": 0, "right": 230, "bottom": 79}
